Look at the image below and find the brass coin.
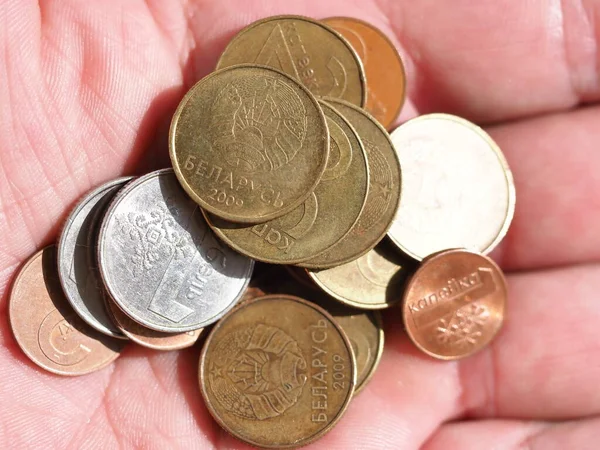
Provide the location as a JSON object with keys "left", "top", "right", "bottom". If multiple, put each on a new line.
{"left": 206, "top": 101, "right": 369, "bottom": 264}
{"left": 105, "top": 297, "right": 202, "bottom": 351}
{"left": 199, "top": 294, "right": 355, "bottom": 448}
{"left": 170, "top": 64, "right": 329, "bottom": 223}
{"left": 402, "top": 249, "right": 507, "bottom": 360}
{"left": 388, "top": 114, "right": 516, "bottom": 261}
{"left": 323, "top": 17, "right": 406, "bottom": 129}
{"left": 9, "top": 247, "right": 125, "bottom": 376}
{"left": 216, "top": 15, "right": 366, "bottom": 106}
{"left": 301, "top": 99, "right": 401, "bottom": 268}
{"left": 308, "top": 240, "right": 414, "bottom": 310}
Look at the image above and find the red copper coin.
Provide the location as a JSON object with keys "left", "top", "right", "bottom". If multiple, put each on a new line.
{"left": 323, "top": 17, "right": 406, "bottom": 129}
{"left": 9, "top": 247, "right": 125, "bottom": 376}
{"left": 402, "top": 249, "right": 506, "bottom": 360}
{"left": 105, "top": 298, "right": 202, "bottom": 351}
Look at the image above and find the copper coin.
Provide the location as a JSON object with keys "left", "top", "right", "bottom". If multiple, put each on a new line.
{"left": 9, "top": 247, "right": 125, "bottom": 376}
{"left": 105, "top": 297, "right": 202, "bottom": 351}
{"left": 402, "top": 249, "right": 507, "bottom": 360}
{"left": 388, "top": 114, "right": 515, "bottom": 261}
{"left": 216, "top": 15, "right": 366, "bottom": 106}
{"left": 323, "top": 17, "right": 406, "bottom": 128}
{"left": 199, "top": 294, "right": 355, "bottom": 448}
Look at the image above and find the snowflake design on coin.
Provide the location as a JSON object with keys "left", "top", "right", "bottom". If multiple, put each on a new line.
{"left": 210, "top": 77, "right": 308, "bottom": 173}
{"left": 117, "top": 205, "right": 191, "bottom": 276}
{"left": 208, "top": 324, "right": 307, "bottom": 420}
{"left": 436, "top": 303, "right": 490, "bottom": 348}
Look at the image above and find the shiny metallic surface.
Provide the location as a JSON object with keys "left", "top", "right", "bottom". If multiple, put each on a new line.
{"left": 57, "top": 177, "right": 132, "bottom": 339}
{"left": 402, "top": 249, "right": 507, "bottom": 360}
{"left": 388, "top": 114, "right": 515, "bottom": 260}
{"left": 9, "top": 247, "right": 125, "bottom": 376}
{"left": 98, "top": 169, "right": 254, "bottom": 333}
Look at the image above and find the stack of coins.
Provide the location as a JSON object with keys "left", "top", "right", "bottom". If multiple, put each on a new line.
{"left": 8, "top": 15, "right": 516, "bottom": 448}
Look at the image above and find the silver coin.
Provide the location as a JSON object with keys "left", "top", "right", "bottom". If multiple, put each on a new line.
{"left": 57, "top": 177, "right": 133, "bottom": 339}
{"left": 97, "top": 168, "right": 254, "bottom": 332}
{"left": 387, "top": 114, "right": 516, "bottom": 260}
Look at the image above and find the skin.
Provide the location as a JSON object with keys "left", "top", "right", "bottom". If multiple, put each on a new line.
{"left": 1, "top": 0, "right": 600, "bottom": 448}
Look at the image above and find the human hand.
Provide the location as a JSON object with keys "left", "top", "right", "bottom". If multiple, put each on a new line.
{"left": 1, "top": 1, "right": 599, "bottom": 448}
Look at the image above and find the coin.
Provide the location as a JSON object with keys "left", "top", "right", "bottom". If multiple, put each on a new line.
{"left": 105, "top": 298, "right": 203, "bottom": 351}
{"left": 9, "top": 247, "right": 125, "bottom": 376}
{"left": 98, "top": 169, "right": 254, "bottom": 333}
{"left": 301, "top": 99, "right": 401, "bottom": 268}
{"left": 57, "top": 177, "right": 133, "bottom": 339}
{"left": 388, "top": 114, "right": 515, "bottom": 261}
{"left": 206, "top": 101, "right": 369, "bottom": 264}
{"left": 170, "top": 64, "right": 329, "bottom": 224}
{"left": 402, "top": 249, "right": 507, "bottom": 360}
{"left": 323, "top": 17, "right": 406, "bottom": 129}
{"left": 308, "top": 240, "right": 414, "bottom": 309}
{"left": 216, "top": 15, "right": 366, "bottom": 106}
{"left": 284, "top": 265, "right": 317, "bottom": 290}
{"left": 199, "top": 294, "right": 355, "bottom": 448}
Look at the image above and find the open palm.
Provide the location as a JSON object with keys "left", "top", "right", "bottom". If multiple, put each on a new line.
{"left": 2, "top": 1, "right": 600, "bottom": 448}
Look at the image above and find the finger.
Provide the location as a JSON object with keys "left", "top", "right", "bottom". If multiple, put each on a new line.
{"left": 378, "top": 0, "right": 600, "bottom": 123}
{"left": 423, "top": 418, "right": 600, "bottom": 450}
{"left": 459, "top": 264, "right": 600, "bottom": 420}
{"left": 487, "top": 105, "right": 600, "bottom": 270}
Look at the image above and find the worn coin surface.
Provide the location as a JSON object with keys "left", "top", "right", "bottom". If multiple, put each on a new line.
{"left": 98, "top": 169, "right": 254, "bottom": 333}
{"left": 388, "top": 114, "right": 515, "bottom": 261}
{"left": 57, "top": 177, "right": 133, "bottom": 339}
{"left": 217, "top": 15, "right": 366, "bottom": 106}
{"left": 323, "top": 17, "right": 406, "bottom": 129}
{"left": 206, "top": 101, "right": 369, "bottom": 264}
{"left": 301, "top": 99, "right": 401, "bottom": 268}
{"left": 106, "top": 298, "right": 202, "bottom": 351}
{"left": 402, "top": 249, "right": 507, "bottom": 360}
{"left": 9, "top": 247, "right": 124, "bottom": 376}
{"left": 309, "top": 240, "right": 413, "bottom": 309}
{"left": 170, "top": 64, "right": 329, "bottom": 224}
{"left": 199, "top": 294, "right": 355, "bottom": 448}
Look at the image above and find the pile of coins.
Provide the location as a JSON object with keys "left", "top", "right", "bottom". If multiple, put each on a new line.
{"left": 8, "top": 15, "right": 516, "bottom": 448}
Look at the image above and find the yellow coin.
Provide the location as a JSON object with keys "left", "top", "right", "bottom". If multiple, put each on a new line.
{"left": 300, "top": 99, "right": 401, "bottom": 269}
{"left": 217, "top": 15, "right": 366, "bottom": 107}
{"left": 308, "top": 240, "right": 415, "bottom": 310}
{"left": 206, "top": 101, "right": 369, "bottom": 264}
{"left": 170, "top": 64, "right": 329, "bottom": 223}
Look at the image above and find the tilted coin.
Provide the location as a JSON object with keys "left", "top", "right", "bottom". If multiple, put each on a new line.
{"left": 285, "top": 265, "right": 317, "bottom": 290}
{"left": 9, "top": 247, "right": 125, "bottom": 376}
{"left": 402, "top": 249, "right": 507, "bottom": 360}
{"left": 388, "top": 114, "right": 515, "bottom": 261}
{"left": 323, "top": 17, "right": 406, "bottom": 129}
{"left": 199, "top": 294, "right": 355, "bottom": 448}
{"left": 170, "top": 64, "right": 329, "bottom": 224}
{"left": 308, "top": 240, "right": 414, "bottom": 310}
{"left": 98, "top": 169, "right": 254, "bottom": 333}
{"left": 206, "top": 101, "right": 369, "bottom": 264}
{"left": 106, "top": 298, "right": 202, "bottom": 351}
{"left": 57, "top": 177, "right": 133, "bottom": 339}
{"left": 216, "top": 15, "right": 366, "bottom": 106}
{"left": 301, "top": 99, "right": 401, "bottom": 268}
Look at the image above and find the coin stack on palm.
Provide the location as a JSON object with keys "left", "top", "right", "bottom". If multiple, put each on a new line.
{"left": 8, "top": 15, "right": 516, "bottom": 449}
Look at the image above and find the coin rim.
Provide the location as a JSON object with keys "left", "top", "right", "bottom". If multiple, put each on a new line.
{"left": 205, "top": 100, "right": 370, "bottom": 265}
{"left": 57, "top": 177, "right": 134, "bottom": 339}
{"left": 387, "top": 113, "right": 516, "bottom": 261}
{"left": 9, "top": 247, "right": 122, "bottom": 376}
{"left": 97, "top": 168, "right": 254, "bottom": 332}
{"left": 169, "top": 63, "right": 330, "bottom": 224}
{"left": 199, "top": 293, "right": 357, "bottom": 448}
{"left": 323, "top": 16, "right": 407, "bottom": 129}
{"left": 354, "top": 310, "right": 384, "bottom": 395}
{"left": 299, "top": 97, "right": 402, "bottom": 269}
{"left": 216, "top": 14, "right": 367, "bottom": 107}
{"left": 401, "top": 248, "right": 507, "bottom": 361}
